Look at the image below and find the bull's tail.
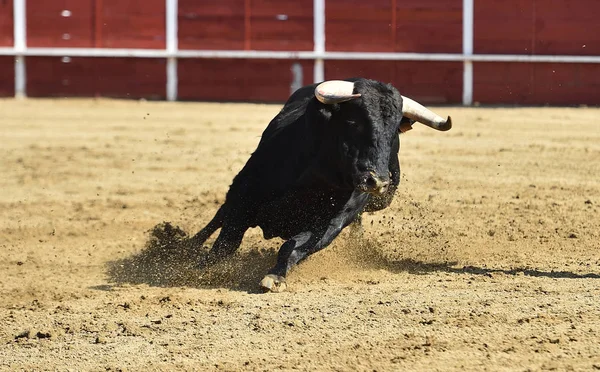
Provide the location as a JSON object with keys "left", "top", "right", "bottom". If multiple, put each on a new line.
{"left": 189, "top": 206, "right": 225, "bottom": 248}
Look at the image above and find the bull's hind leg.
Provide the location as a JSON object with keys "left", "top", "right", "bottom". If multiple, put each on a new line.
{"left": 190, "top": 205, "right": 248, "bottom": 265}
{"left": 205, "top": 222, "right": 247, "bottom": 263}
{"left": 189, "top": 206, "right": 225, "bottom": 248}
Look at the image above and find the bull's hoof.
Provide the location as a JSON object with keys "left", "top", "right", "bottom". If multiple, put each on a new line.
{"left": 260, "top": 274, "right": 287, "bottom": 293}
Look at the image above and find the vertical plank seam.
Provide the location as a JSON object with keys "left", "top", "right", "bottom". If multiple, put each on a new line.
{"left": 391, "top": 0, "right": 397, "bottom": 83}
{"left": 244, "top": 0, "right": 251, "bottom": 50}
{"left": 95, "top": 0, "right": 103, "bottom": 48}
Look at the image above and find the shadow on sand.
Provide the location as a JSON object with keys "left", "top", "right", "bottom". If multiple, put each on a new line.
{"left": 104, "top": 222, "right": 600, "bottom": 293}
{"left": 380, "top": 259, "right": 600, "bottom": 279}
{"left": 343, "top": 233, "right": 600, "bottom": 280}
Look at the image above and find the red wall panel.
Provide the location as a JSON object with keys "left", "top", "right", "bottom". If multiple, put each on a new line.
{"left": 178, "top": 59, "right": 314, "bottom": 102}
{"left": 27, "top": 0, "right": 94, "bottom": 47}
{"left": 326, "top": 0, "right": 461, "bottom": 53}
{"left": 250, "top": 0, "right": 313, "bottom": 51}
{"left": 27, "top": 0, "right": 165, "bottom": 48}
{"left": 8, "top": 0, "right": 600, "bottom": 105}
{"left": 473, "top": 62, "right": 534, "bottom": 103}
{"left": 326, "top": 60, "right": 395, "bottom": 85}
{"left": 325, "top": 60, "right": 462, "bottom": 104}
{"left": 27, "top": 57, "right": 166, "bottom": 99}
{"left": 98, "top": 0, "right": 165, "bottom": 49}
{"left": 326, "top": 0, "right": 394, "bottom": 52}
{"left": 179, "top": 0, "right": 313, "bottom": 51}
{"left": 474, "top": 0, "right": 534, "bottom": 54}
{"left": 475, "top": 0, "right": 600, "bottom": 55}
{"left": 0, "top": 57, "right": 14, "bottom": 97}
{"left": 178, "top": 0, "right": 245, "bottom": 50}
{"left": 533, "top": 0, "right": 600, "bottom": 55}
{"left": 0, "top": 1, "right": 13, "bottom": 46}
{"left": 395, "top": 0, "right": 462, "bottom": 53}
{"left": 474, "top": 62, "right": 600, "bottom": 105}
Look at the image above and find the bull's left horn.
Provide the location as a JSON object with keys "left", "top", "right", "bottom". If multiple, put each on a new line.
{"left": 401, "top": 96, "right": 452, "bottom": 131}
{"left": 315, "top": 80, "right": 362, "bottom": 104}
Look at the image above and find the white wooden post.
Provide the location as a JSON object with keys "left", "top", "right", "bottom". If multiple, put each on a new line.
{"left": 14, "top": 0, "right": 27, "bottom": 98}
{"left": 166, "top": 0, "right": 178, "bottom": 101}
{"left": 313, "top": 0, "right": 325, "bottom": 83}
{"left": 462, "top": 0, "right": 474, "bottom": 105}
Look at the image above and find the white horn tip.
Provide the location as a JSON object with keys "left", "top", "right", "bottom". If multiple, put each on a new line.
{"left": 437, "top": 116, "right": 452, "bottom": 131}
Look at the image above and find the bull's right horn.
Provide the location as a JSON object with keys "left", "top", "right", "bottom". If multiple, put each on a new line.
{"left": 401, "top": 96, "right": 452, "bottom": 131}
{"left": 315, "top": 80, "right": 362, "bottom": 104}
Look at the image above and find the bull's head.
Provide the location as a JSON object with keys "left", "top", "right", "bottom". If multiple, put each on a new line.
{"left": 313, "top": 79, "right": 452, "bottom": 195}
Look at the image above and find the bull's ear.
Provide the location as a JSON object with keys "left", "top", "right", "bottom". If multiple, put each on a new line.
{"left": 399, "top": 118, "right": 414, "bottom": 133}
{"left": 315, "top": 80, "right": 361, "bottom": 104}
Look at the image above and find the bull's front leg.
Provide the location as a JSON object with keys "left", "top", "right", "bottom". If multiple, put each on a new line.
{"left": 260, "top": 190, "right": 369, "bottom": 292}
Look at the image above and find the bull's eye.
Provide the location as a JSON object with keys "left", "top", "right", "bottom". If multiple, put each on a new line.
{"left": 346, "top": 120, "right": 363, "bottom": 128}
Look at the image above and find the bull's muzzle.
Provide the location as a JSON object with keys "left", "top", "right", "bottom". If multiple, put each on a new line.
{"left": 358, "top": 172, "right": 390, "bottom": 196}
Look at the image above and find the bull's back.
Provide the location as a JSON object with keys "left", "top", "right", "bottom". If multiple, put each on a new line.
{"left": 222, "top": 92, "right": 318, "bottom": 225}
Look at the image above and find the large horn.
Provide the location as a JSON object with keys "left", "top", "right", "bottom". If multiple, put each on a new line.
{"left": 401, "top": 96, "right": 452, "bottom": 131}
{"left": 315, "top": 80, "right": 362, "bottom": 104}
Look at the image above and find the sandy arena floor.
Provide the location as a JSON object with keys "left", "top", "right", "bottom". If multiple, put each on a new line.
{"left": 1, "top": 98, "right": 599, "bottom": 371}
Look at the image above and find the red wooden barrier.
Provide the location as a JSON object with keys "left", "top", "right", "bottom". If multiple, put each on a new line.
{"left": 395, "top": 0, "right": 462, "bottom": 53}
{"left": 325, "top": 60, "right": 462, "bottom": 104}
{"left": 178, "top": 59, "right": 314, "bottom": 101}
{"left": 178, "top": 0, "right": 245, "bottom": 50}
{"left": 26, "top": 0, "right": 165, "bottom": 48}
{"left": 0, "top": 57, "right": 14, "bottom": 97}
{"left": 0, "top": 1, "right": 14, "bottom": 96}
{"left": 0, "top": 0, "right": 13, "bottom": 46}
{"left": 27, "top": 57, "right": 166, "bottom": 99}
{"left": 475, "top": 0, "right": 600, "bottom": 55}
{"left": 326, "top": 0, "right": 461, "bottom": 53}
{"left": 3, "top": 0, "right": 600, "bottom": 104}
{"left": 250, "top": 0, "right": 313, "bottom": 51}
{"left": 326, "top": 0, "right": 394, "bottom": 52}
{"left": 534, "top": 0, "right": 600, "bottom": 55}
{"left": 474, "top": 62, "right": 600, "bottom": 105}
{"left": 27, "top": 0, "right": 95, "bottom": 47}
{"left": 178, "top": 0, "right": 313, "bottom": 51}
{"left": 97, "top": 0, "right": 165, "bottom": 49}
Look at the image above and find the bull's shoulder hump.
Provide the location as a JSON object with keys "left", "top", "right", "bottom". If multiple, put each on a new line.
{"left": 259, "top": 97, "right": 311, "bottom": 144}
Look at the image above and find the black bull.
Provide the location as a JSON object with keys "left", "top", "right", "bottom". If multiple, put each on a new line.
{"left": 189, "top": 78, "right": 452, "bottom": 292}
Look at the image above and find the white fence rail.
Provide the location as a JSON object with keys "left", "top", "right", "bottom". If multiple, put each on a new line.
{"left": 5, "top": 0, "right": 600, "bottom": 103}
